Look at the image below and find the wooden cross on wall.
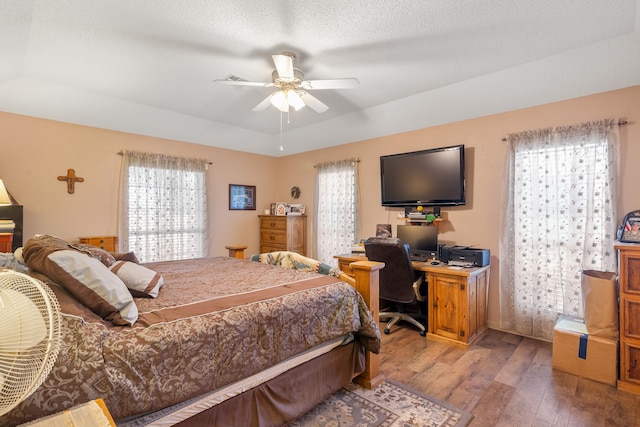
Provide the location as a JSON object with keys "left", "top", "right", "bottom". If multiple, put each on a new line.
{"left": 57, "top": 169, "right": 84, "bottom": 194}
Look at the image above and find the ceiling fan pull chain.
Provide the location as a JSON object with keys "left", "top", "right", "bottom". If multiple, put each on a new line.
{"left": 279, "top": 111, "right": 284, "bottom": 151}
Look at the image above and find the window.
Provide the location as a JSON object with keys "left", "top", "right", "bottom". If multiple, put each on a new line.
{"left": 499, "top": 119, "right": 618, "bottom": 340}
{"left": 119, "top": 151, "right": 209, "bottom": 262}
{"left": 315, "top": 159, "right": 358, "bottom": 266}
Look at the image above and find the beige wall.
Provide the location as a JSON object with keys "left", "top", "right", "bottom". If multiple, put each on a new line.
{"left": 0, "top": 112, "right": 279, "bottom": 256}
{"left": 1, "top": 85, "right": 639, "bottom": 329}
{"left": 276, "top": 85, "right": 640, "bottom": 328}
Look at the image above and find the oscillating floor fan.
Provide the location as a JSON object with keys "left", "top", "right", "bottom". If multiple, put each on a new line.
{"left": 0, "top": 270, "right": 62, "bottom": 416}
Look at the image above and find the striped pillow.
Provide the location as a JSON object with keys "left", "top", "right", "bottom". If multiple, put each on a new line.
{"left": 109, "top": 261, "right": 164, "bottom": 298}
{"left": 47, "top": 250, "right": 138, "bottom": 325}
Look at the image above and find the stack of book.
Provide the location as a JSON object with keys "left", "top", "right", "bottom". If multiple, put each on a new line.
{"left": 0, "top": 219, "right": 15, "bottom": 234}
{"left": 0, "top": 220, "right": 14, "bottom": 252}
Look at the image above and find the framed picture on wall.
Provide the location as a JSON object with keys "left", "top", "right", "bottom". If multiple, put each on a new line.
{"left": 229, "top": 184, "right": 256, "bottom": 210}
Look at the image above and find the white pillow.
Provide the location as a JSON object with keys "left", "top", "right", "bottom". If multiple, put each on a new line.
{"left": 48, "top": 250, "right": 138, "bottom": 325}
{"left": 109, "top": 261, "right": 164, "bottom": 298}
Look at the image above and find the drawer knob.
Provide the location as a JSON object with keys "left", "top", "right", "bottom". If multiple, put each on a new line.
{"left": 270, "top": 236, "right": 275, "bottom": 240}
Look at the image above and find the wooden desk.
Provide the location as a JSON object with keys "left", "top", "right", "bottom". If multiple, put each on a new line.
{"left": 335, "top": 253, "right": 491, "bottom": 348}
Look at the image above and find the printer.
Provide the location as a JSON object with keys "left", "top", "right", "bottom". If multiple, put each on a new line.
{"left": 439, "top": 245, "right": 490, "bottom": 267}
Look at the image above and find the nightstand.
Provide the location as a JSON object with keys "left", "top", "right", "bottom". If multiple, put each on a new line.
{"left": 78, "top": 236, "right": 118, "bottom": 252}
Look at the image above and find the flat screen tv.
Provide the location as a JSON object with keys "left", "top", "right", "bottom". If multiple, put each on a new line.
{"left": 380, "top": 144, "right": 465, "bottom": 207}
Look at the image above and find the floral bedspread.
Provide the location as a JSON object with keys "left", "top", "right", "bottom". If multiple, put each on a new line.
{"left": 1, "top": 257, "right": 380, "bottom": 426}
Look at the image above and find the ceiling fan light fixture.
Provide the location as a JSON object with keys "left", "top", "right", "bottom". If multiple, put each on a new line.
{"left": 287, "top": 90, "right": 305, "bottom": 111}
{"left": 270, "top": 91, "right": 289, "bottom": 112}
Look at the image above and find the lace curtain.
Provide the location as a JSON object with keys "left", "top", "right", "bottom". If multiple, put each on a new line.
{"left": 119, "top": 150, "right": 209, "bottom": 262}
{"left": 315, "top": 159, "right": 359, "bottom": 266}
{"left": 499, "top": 119, "right": 619, "bottom": 340}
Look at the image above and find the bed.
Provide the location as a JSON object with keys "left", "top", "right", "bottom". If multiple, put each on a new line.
{"left": 0, "top": 236, "right": 383, "bottom": 426}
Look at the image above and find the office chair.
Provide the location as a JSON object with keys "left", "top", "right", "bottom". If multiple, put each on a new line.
{"left": 364, "top": 237, "right": 427, "bottom": 336}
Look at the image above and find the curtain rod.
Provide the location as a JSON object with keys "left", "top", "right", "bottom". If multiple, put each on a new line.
{"left": 117, "top": 151, "right": 213, "bottom": 164}
{"left": 500, "top": 119, "right": 629, "bottom": 141}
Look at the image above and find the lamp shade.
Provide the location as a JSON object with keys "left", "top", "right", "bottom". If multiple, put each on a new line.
{"left": 287, "top": 91, "right": 305, "bottom": 111}
{"left": 270, "top": 91, "right": 289, "bottom": 113}
{"left": 0, "top": 180, "right": 11, "bottom": 206}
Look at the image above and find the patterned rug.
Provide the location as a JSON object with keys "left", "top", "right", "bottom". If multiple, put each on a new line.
{"left": 288, "top": 380, "right": 473, "bottom": 427}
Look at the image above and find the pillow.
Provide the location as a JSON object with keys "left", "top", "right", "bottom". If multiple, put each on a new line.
{"left": 111, "top": 251, "right": 140, "bottom": 264}
{"left": 69, "top": 243, "right": 117, "bottom": 267}
{"left": 251, "top": 251, "right": 343, "bottom": 278}
{"left": 48, "top": 250, "right": 138, "bottom": 325}
{"left": 24, "top": 235, "right": 137, "bottom": 325}
{"left": 109, "top": 261, "right": 163, "bottom": 298}
{"left": 44, "top": 250, "right": 137, "bottom": 325}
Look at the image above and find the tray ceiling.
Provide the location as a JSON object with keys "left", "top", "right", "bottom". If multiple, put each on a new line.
{"left": 0, "top": 0, "right": 638, "bottom": 156}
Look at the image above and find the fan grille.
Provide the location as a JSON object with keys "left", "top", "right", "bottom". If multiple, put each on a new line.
{"left": 0, "top": 271, "right": 62, "bottom": 416}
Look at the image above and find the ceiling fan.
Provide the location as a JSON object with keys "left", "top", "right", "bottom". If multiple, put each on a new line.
{"left": 214, "top": 52, "right": 359, "bottom": 114}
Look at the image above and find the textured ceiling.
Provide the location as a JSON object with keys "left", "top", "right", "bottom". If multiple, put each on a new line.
{"left": 0, "top": 0, "right": 639, "bottom": 156}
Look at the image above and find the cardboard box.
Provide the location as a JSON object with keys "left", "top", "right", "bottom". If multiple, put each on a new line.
{"left": 552, "top": 316, "right": 618, "bottom": 386}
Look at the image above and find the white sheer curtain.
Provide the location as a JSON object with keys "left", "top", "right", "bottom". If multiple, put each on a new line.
{"left": 119, "top": 150, "right": 209, "bottom": 262}
{"left": 315, "top": 159, "right": 358, "bottom": 266}
{"left": 499, "top": 119, "right": 619, "bottom": 340}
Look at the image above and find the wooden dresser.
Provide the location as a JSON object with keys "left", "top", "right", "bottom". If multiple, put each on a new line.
{"left": 78, "top": 236, "right": 119, "bottom": 252}
{"left": 258, "top": 215, "right": 306, "bottom": 256}
{"left": 616, "top": 243, "right": 640, "bottom": 394}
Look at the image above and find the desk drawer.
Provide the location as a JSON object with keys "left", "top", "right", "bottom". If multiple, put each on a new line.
{"left": 337, "top": 260, "right": 355, "bottom": 277}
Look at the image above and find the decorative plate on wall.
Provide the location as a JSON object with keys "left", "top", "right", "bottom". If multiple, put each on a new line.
{"left": 290, "top": 186, "right": 301, "bottom": 199}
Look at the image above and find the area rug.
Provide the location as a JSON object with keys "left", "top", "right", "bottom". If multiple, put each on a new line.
{"left": 288, "top": 379, "right": 473, "bottom": 427}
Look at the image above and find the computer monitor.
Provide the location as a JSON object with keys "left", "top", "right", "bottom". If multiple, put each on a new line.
{"left": 397, "top": 224, "right": 438, "bottom": 259}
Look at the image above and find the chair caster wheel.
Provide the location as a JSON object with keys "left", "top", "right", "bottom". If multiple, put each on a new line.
{"left": 384, "top": 329, "right": 390, "bottom": 335}
{"left": 419, "top": 330, "right": 426, "bottom": 337}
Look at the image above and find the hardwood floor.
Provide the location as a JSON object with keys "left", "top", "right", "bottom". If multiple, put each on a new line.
{"left": 378, "top": 325, "right": 640, "bottom": 427}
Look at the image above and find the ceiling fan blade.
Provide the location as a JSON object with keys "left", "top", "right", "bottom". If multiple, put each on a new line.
{"left": 252, "top": 94, "right": 274, "bottom": 112}
{"left": 301, "top": 78, "right": 359, "bottom": 90}
{"left": 214, "top": 79, "right": 273, "bottom": 87}
{"left": 300, "top": 92, "right": 329, "bottom": 113}
{"left": 272, "top": 54, "right": 294, "bottom": 81}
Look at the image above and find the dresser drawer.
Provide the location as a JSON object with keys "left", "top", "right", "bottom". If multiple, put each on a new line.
{"left": 78, "top": 236, "right": 118, "bottom": 252}
{"left": 260, "top": 231, "right": 286, "bottom": 245}
{"left": 260, "top": 244, "right": 286, "bottom": 253}
{"left": 260, "top": 217, "right": 287, "bottom": 231}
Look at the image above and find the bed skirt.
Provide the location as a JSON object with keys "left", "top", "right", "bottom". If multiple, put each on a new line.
{"left": 118, "top": 339, "right": 365, "bottom": 427}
